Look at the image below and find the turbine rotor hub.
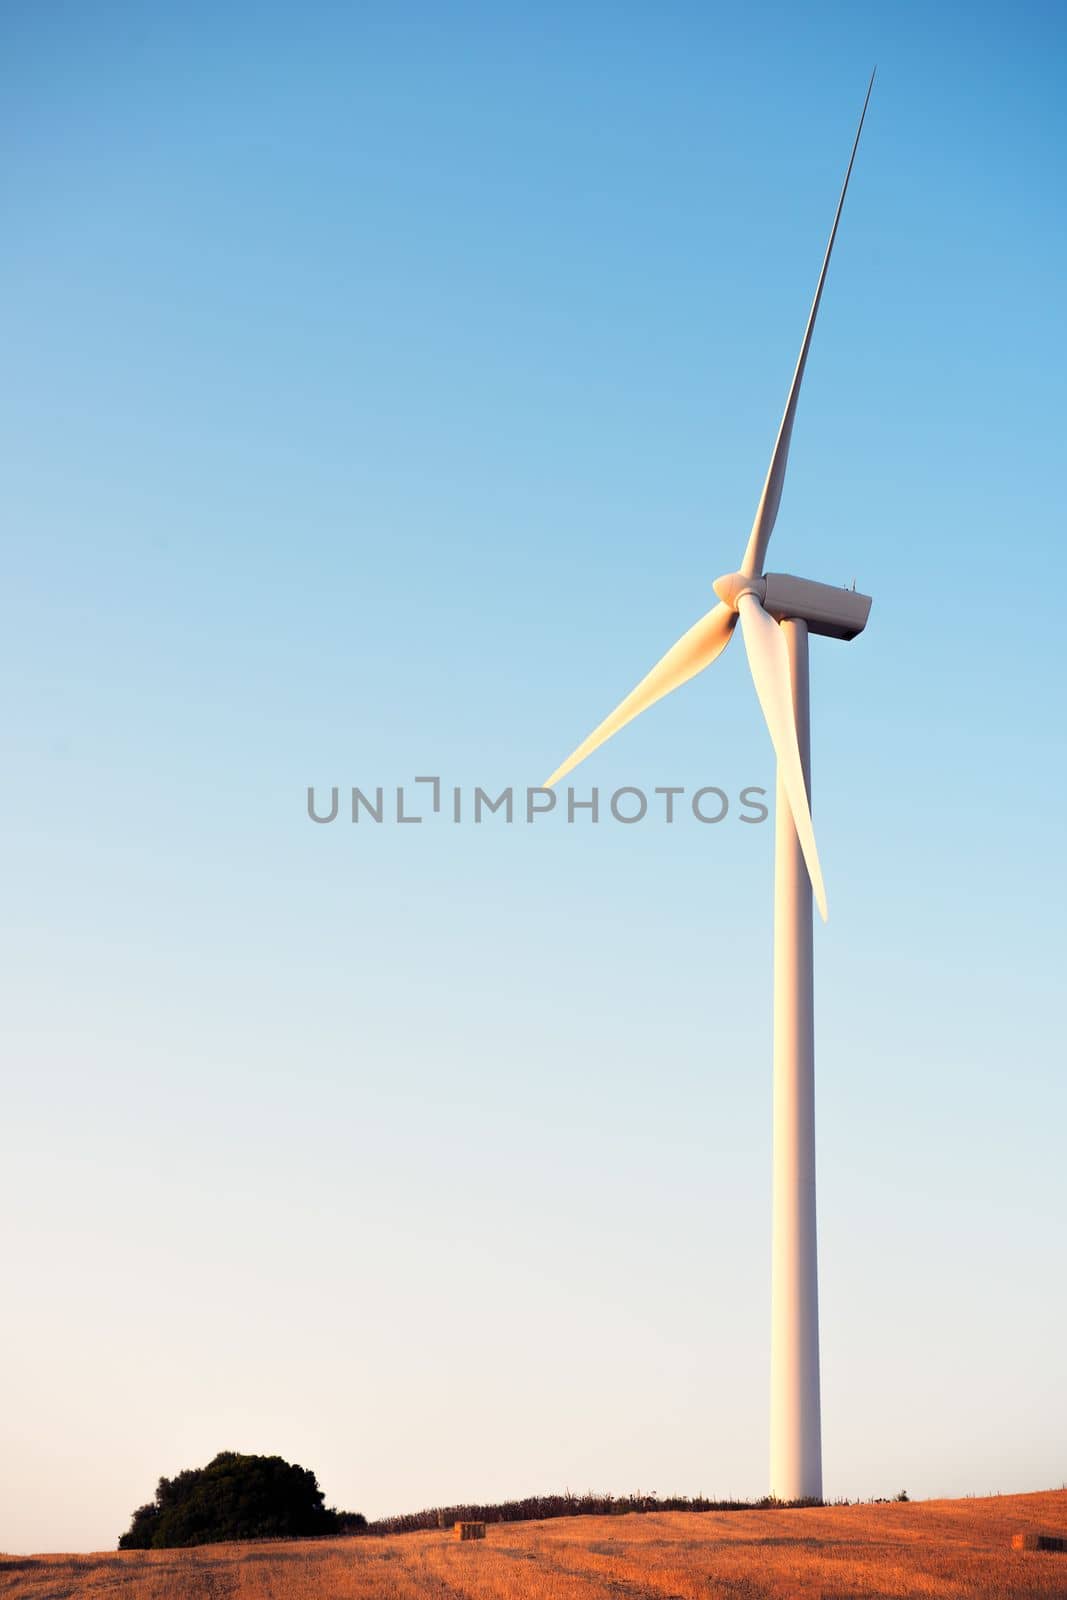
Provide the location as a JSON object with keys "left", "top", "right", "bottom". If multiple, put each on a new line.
{"left": 713, "top": 571, "right": 766, "bottom": 612}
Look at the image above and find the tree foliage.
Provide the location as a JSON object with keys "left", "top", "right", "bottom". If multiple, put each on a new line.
{"left": 118, "top": 1451, "right": 364, "bottom": 1549}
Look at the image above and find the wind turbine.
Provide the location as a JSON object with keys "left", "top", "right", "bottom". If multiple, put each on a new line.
{"left": 544, "top": 75, "right": 876, "bottom": 1502}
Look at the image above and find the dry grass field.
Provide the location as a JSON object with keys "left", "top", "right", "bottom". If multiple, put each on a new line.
{"left": 3, "top": 1489, "right": 1067, "bottom": 1600}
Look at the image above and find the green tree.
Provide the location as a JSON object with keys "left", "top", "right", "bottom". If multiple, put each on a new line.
{"left": 118, "top": 1451, "right": 361, "bottom": 1549}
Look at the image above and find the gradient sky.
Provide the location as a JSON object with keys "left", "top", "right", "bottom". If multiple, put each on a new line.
{"left": 2, "top": 0, "right": 1065, "bottom": 1556}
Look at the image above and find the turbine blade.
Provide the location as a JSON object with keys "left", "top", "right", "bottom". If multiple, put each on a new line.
{"left": 544, "top": 602, "right": 737, "bottom": 789}
{"left": 740, "top": 69, "right": 875, "bottom": 579}
{"left": 736, "top": 592, "right": 828, "bottom": 920}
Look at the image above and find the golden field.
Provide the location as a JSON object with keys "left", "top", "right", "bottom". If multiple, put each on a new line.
{"left": 4, "top": 1489, "right": 1067, "bottom": 1599}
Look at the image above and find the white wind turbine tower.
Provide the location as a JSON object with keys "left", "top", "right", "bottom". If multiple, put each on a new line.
{"left": 544, "top": 75, "right": 876, "bottom": 1502}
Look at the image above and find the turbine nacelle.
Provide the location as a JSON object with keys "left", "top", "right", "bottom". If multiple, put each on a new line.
{"left": 715, "top": 571, "right": 872, "bottom": 641}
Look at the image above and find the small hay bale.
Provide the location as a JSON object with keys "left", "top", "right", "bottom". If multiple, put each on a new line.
{"left": 454, "top": 1521, "right": 486, "bottom": 1542}
{"left": 1012, "top": 1532, "right": 1067, "bottom": 1553}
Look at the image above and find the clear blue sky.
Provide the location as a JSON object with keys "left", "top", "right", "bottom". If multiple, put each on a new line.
{"left": 2, "top": 0, "right": 1065, "bottom": 1554}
